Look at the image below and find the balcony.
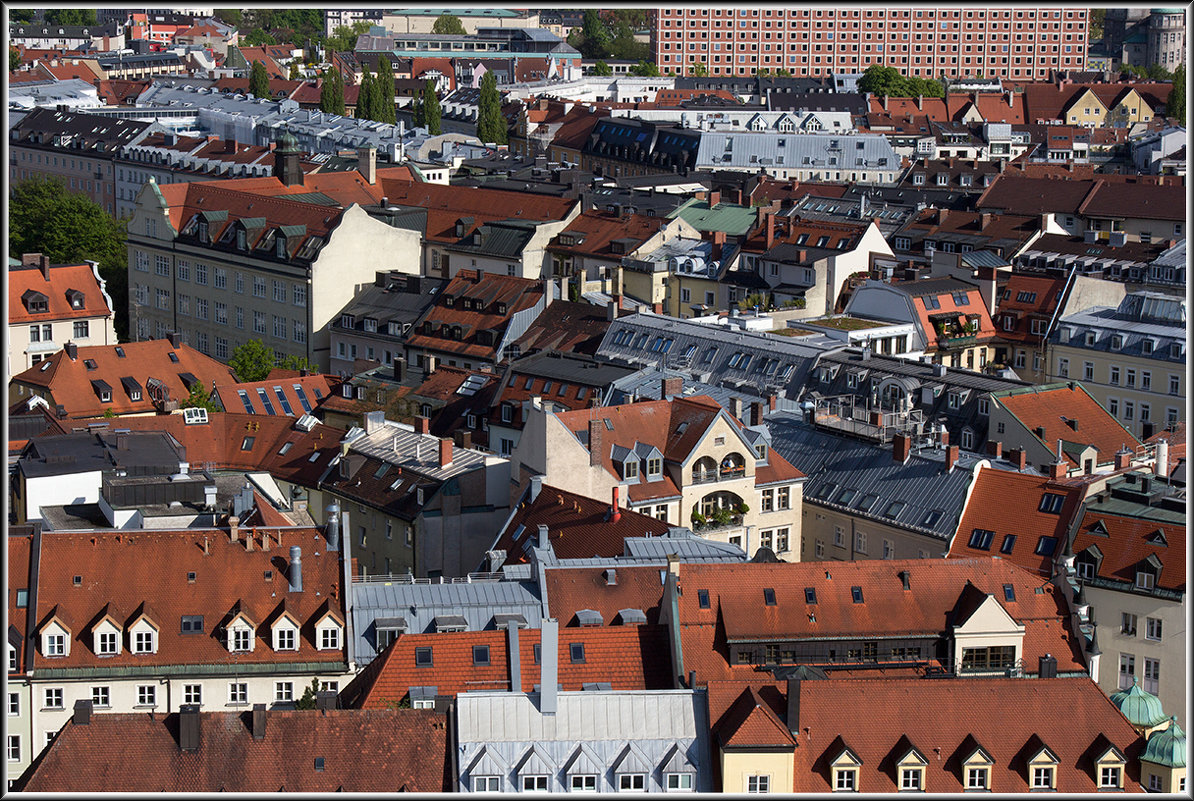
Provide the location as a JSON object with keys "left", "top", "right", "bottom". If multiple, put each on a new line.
{"left": 938, "top": 334, "right": 977, "bottom": 348}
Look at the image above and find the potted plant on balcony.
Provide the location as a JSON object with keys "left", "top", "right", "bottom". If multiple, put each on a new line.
{"left": 711, "top": 507, "right": 735, "bottom": 528}
{"left": 691, "top": 511, "right": 707, "bottom": 529}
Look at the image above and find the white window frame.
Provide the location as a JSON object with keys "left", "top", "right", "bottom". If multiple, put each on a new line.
{"left": 619, "top": 774, "right": 646, "bottom": 792}
{"left": 136, "top": 684, "right": 156, "bottom": 707}
{"left": 228, "top": 682, "right": 248, "bottom": 705}
{"left": 522, "top": 775, "right": 550, "bottom": 792}
{"left": 666, "top": 773, "right": 693, "bottom": 791}
{"left": 319, "top": 626, "right": 341, "bottom": 651}
{"left": 183, "top": 684, "right": 203, "bottom": 705}
{"left": 834, "top": 769, "right": 856, "bottom": 791}
{"left": 275, "top": 681, "right": 294, "bottom": 703}
{"left": 473, "top": 776, "right": 501, "bottom": 792}
{"left": 571, "top": 774, "right": 598, "bottom": 792}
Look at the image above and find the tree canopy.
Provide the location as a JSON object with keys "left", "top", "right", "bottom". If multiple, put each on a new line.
{"left": 422, "top": 80, "right": 442, "bottom": 135}
{"left": 242, "top": 27, "right": 276, "bottom": 47}
{"left": 320, "top": 68, "right": 345, "bottom": 115}
{"left": 857, "top": 64, "right": 944, "bottom": 98}
{"left": 10, "top": 46, "right": 21, "bottom": 72}
{"left": 1167, "top": 64, "right": 1186, "bottom": 126}
{"left": 229, "top": 339, "right": 275, "bottom": 382}
{"left": 357, "top": 63, "right": 377, "bottom": 121}
{"left": 45, "top": 9, "right": 97, "bottom": 26}
{"left": 249, "top": 60, "right": 271, "bottom": 98}
{"left": 592, "top": 60, "right": 612, "bottom": 77}
{"left": 476, "top": 71, "right": 507, "bottom": 145}
{"left": 325, "top": 21, "right": 372, "bottom": 54}
{"left": 180, "top": 381, "right": 220, "bottom": 413}
{"left": 628, "top": 60, "right": 660, "bottom": 78}
{"left": 375, "top": 56, "right": 397, "bottom": 124}
{"left": 9, "top": 178, "right": 129, "bottom": 339}
{"left": 431, "top": 13, "right": 466, "bottom": 36}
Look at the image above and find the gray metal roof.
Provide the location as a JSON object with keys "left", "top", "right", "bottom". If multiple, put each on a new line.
{"left": 595, "top": 310, "right": 841, "bottom": 400}
{"left": 696, "top": 131, "right": 898, "bottom": 171}
{"left": 346, "top": 420, "right": 495, "bottom": 481}
{"left": 609, "top": 366, "right": 789, "bottom": 413}
{"left": 351, "top": 576, "right": 543, "bottom": 664}
{"left": 1051, "top": 294, "right": 1186, "bottom": 362}
{"left": 766, "top": 412, "right": 980, "bottom": 542}
{"left": 1152, "top": 238, "right": 1186, "bottom": 268}
{"left": 19, "top": 431, "right": 184, "bottom": 480}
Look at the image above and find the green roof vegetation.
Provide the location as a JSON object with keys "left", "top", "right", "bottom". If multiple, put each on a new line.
{"left": 803, "top": 315, "right": 892, "bottom": 331}
{"left": 667, "top": 199, "right": 757, "bottom": 236}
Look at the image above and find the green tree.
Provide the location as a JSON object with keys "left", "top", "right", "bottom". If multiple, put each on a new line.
{"left": 592, "top": 59, "right": 613, "bottom": 77}
{"left": 857, "top": 64, "right": 905, "bottom": 96}
{"left": 10, "top": 46, "right": 21, "bottom": 72}
{"left": 608, "top": 18, "right": 648, "bottom": 61}
{"left": 906, "top": 76, "right": 945, "bottom": 98}
{"left": 328, "top": 68, "right": 346, "bottom": 115}
{"left": 688, "top": 62, "right": 708, "bottom": 77}
{"left": 357, "top": 63, "right": 376, "bottom": 121}
{"left": 577, "top": 9, "right": 612, "bottom": 59}
{"left": 476, "top": 71, "right": 507, "bottom": 145}
{"left": 213, "top": 9, "right": 242, "bottom": 28}
{"left": 376, "top": 56, "right": 397, "bottom": 124}
{"left": 776, "top": 69, "right": 793, "bottom": 78}
{"left": 242, "top": 27, "right": 277, "bottom": 47}
{"left": 324, "top": 21, "right": 372, "bottom": 54}
{"left": 8, "top": 178, "right": 129, "bottom": 339}
{"left": 229, "top": 339, "right": 276, "bottom": 382}
{"left": 1089, "top": 8, "right": 1106, "bottom": 41}
{"left": 628, "top": 60, "right": 660, "bottom": 78}
{"left": 277, "top": 353, "right": 318, "bottom": 374}
{"left": 422, "top": 79, "right": 442, "bottom": 135}
{"left": 45, "top": 9, "right": 97, "bottom": 26}
{"left": 249, "top": 60, "right": 271, "bottom": 98}
{"left": 9, "top": 9, "right": 35, "bottom": 23}
{"left": 288, "top": 61, "right": 300, "bottom": 80}
{"left": 431, "top": 13, "right": 466, "bottom": 36}
{"left": 295, "top": 678, "right": 321, "bottom": 710}
{"left": 410, "top": 88, "right": 425, "bottom": 129}
{"left": 180, "top": 381, "right": 220, "bottom": 412}
{"left": 1167, "top": 64, "right": 1186, "bottom": 126}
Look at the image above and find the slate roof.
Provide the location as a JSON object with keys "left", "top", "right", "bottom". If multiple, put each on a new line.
{"left": 595, "top": 310, "right": 839, "bottom": 399}
{"left": 766, "top": 413, "right": 978, "bottom": 542}
{"left": 695, "top": 132, "right": 899, "bottom": 172}
{"left": 786, "top": 676, "right": 1144, "bottom": 792}
{"left": 947, "top": 468, "right": 1085, "bottom": 574}
{"left": 1050, "top": 293, "right": 1186, "bottom": 363}
{"left": 345, "top": 625, "right": 673, "bottom": 708}
{"left": 895, "top": 207, "right": 1041, "bottom": 257}
{"left": 487, "top": 351, "right": 635, "bottom": 431}
{"left": 675, "top": 557, "right": 1087, "bottom": 685}
{"left": 991, "top": 383, "right": 1144, "bottom": 468}
{"left": 28, "top": 527, "right": 345, "bottom": 674}
{"left": 11, "top": 106, "right": 153, "bottom": 153}
{"left": 9, "top": 261, "right": 112, "bottom": 325}
{"left": 11, "top": 341, "right": 236, "bottom": 419}
{"left": 18, "top": 708, "right": 451, "bottom": 792}
{"left": 18, "top": 429, "right": 184, "bottom": 480}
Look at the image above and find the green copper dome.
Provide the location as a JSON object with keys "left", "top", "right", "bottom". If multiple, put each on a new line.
{"left": 276, "top": 127, "right": 300, "bottom": 153}
{"left": 1142, "top": 718, "right": 1187, "bottom": 768}
{"left": 1109, "top": 677, "right": 1168, "bottom": 729}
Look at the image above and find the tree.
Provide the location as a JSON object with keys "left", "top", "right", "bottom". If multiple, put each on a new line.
{"left": 410, "top": 88, "right": 425, "bottom": 129}
{"left": 229, "top": 339, "right": 276, "bottom": 382}
{"left": 8, "top": 178, "right": 129, "bottom": 339}
{"left": 9, "top": 9, "right": 35, "bottom": 23}
{"left": 431, "top": 13, "right": 466, "bottom": 36}
{"left": 476, "top": 71, "right": 507, "bottom": 145}
{"left": 295, "top": 678, "right": 321, "bottom": 710}
{"left": 213, "top": 9, "right": 242, "bottom": 28}
{"left": 277, "top": 353, "right": 318, "bottom": 374}
{"left": 288, "top": 61, "right": 300, "bottom": 80}
{"left": 376, "top": 56, "right": 397, "bottom": 124}
{"left": 327, "top": 68, "right": 346, "bottom": 115}
{"left": 688, "top": 62, "right": 708, "bottom": 77}
{"left": 180, "top": 381, "right": 220, "bottom": 412}
{"left": 10, "top": 46, "right": 20, "bottom": 72}
{"left": 608, "top": 18, "right": 648, "bottom": 61}
{"left": 242, "top": 27, "right": 277, "bottom": 47}
{"left": 628, "top": 60, "right": 660, "bottom": 78}
{"left": 324, "top": 21, "right": 373, "bottom": 54}
{"left": 45, "top": 9, "right": 97, "bottom": 26}
{"left": 1089, "top": 8, "right": 1106, "bottom": 41}
{"left": 857, "top": 64, "right": 905, "bottom": 97}
{"left": 592, "top": 59, "right": 613, "bottom": 77}
{"left": 357, "top": 63, "right": 376, "bottom": 121}
{"left": 319, "top": 70, "right": 339, "bottom": 113}
{"left": 577, "top": 9, "right": 612, "bottom": 59}
{"left": 1167, "top": 64, "right": 1186, "bottom": 126}
{"left": 422, "top": 79, "right": 442, "bottom": 135}
{"left": 249, "top": 60, "right": 271, "bottom": 99}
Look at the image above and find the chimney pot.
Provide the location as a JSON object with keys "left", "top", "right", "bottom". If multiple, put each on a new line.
{"left": 945, "top": 445, "right": 959, "bottom": 472}
{"left": 288, "top": 546, "right": 302, "bottom": 592}
{"left": 986, "top": 440, "right": 1003, "bottom": 459}
{"left": 73, "top": 699, "right": 93, "bottom": 726}
{"left": 1114, "top": 448, "right": 1133, "bottom": 470}
{"left": 661, "top": 376, "right": 683, "bottom": 398}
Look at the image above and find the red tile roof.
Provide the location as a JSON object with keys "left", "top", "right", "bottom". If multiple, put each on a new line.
{"left": 1077, "top": 178, "right": 1187, "bottom": 222}
{"left": 8, "top": 532, "right": 33, "bottom": 676}
{"left": 347, "top": 624, "right": 672, "bottom": 709}
{"left": 30, "top": 528, "right": 345, "bottom": 672}
{"left": 409, "top": 57, "right": 457, "bottom": 91}
{"left": 740, "top": 216, "right": 871, "bottom": 257}
{"left": 10, "top": 341, "right": 236, "bottom": 419}
{"left": 788, "top": 676, "right": 1144, "bottom": 792}
{"left": 1145, "top": 423, "right": 1185, "bottom": 477}
{"left": 212, "top": 374, "right": 334, "bottom": 417}
{"left": 994, "top": 384, "right": 1144, "bottom": 467}
{"left": 406, "top": 270, "right": 545, "bottom": 361}
{"left": 42, "top": 60, "right": 104, "bottom": 82}
{"left": 9, "top": 261, "right": 112, "bottom": 325}
{"left": 373, "top": 179, "right": 576, "bottom": 235}
{"left": 95, "top": 78, "right": 151, "bottom": 105}
{"left": 545, "top": 565, "right": 672, "bottom": 628}
{"left": 548, "top": 209, "right": 667, "bottom": 260}
{"left": 1071, "top": 510, "right": 1185, "bottom": 593}
{"left": 676, "top": 557, "right": 1086, "bottom": 684}
{"left": 511, "top": 300, "right": 613, "bottom": 357}
{"left": 715, "top": 686, "right": 795, "bottom": 748}
{"left": 550, "top": 107, "right": 609, "bottom": 151}
{"left": 492, "top": 484, "right": 665, "bottom": 565}
{"left": 994, "top": 273, "right": 1066, "bottom": 344}
{"left": 19, "top": 708, "right": 451, "bottom": 792}
{"left": 948, "top": 468, "right": 1085, "bottom": 575}
{"left": 896, "top": 279, "right": 997, "bottom": 349}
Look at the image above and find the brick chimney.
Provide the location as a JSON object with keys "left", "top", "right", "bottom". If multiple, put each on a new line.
{"left": 1049, "top": 460, "right": 1068, "bottom": 479}
{"left": 939, "top": 430, "right": 949, "bottom": 449}
{"left": 588, "top": 418, "right": 603, "bottom": 467}
{"left": 1007, "top": 447, "right": 1027, "bottom": 470}
{"left": 986, "top": 440, "right": 1002, "bottom": 459}
{"left": 893, "top": 433, "right": 912, "bottom": 464}
{"left": 357, "top": 145, "right": 377, "bottom": 184}
{"left": 765, "top": 212, "right": 776, "bottom": 249}
{"left": 750, "top": 402, "right": 764, "bottom": 427}
{"left": 439, "top": 438, "right": 453, "bottom": 468}
{"left": 712, "top": 230, "right": 726, "bottom": 261}
{"left": 661, "top": 376, "right": 683, "bottom": 398}
{"left": 730, "top": 396, "right": 744, "bottom": 421}
{"left": 708, "top": 189, "right": 721, "bottom": 206}
{"left": 415, "top": 416, "right": 430, "bottom": 435}
{"left": 945, "top": 445, "right": 959, "bottom": 472}
{"left": 1114, "top": 448, "right": 1133, "bottom": 470}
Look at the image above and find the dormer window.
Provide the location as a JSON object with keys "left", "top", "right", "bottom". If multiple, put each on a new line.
{"left": 1111, "top": 334, "right": 1123, "bottom": 350}
{"left": 275, "top": 235, "right": 288, "bottom": 259}
{"left": 623, "top": 459, "right": 639, "bottom": 479}
{"left": 340, "top": 313, "right": 355, "bottom": 329}
{"left": 96, "top": 630, "right": 119, "bottom": 656}
{"left": 67, "top": 290, "right": 85, "bottom": 309}
{"left": 198, "top": 219, "right": 209, "bottom": 242}
{"left": 646, "top": 457, "right": 661, "bottom": 478}
{"left": 23, "top": 291, "right": 49, "bottom": 313}
{"left": 272, "top": 618, "right": 299, "bottom": 651}
{"left": 236, "top": 229, "right": 247, "bottom": 250}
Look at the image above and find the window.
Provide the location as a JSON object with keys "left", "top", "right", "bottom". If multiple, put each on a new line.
{"left": 275, "top": 681, "right": 294, "bottom": 703}
{"left": 8, "top": 693, "right": 18, "bottom": 716}
{"left": 1145, "top": 617, "right": 1162, "bottom": 641}
{"left": 1118, "top": 654, "right": 1135, "bottom": 689}
{"left": 570, "top": 643, "right": 586, "bottom": 663}
{"left": 1032, "top": 766, "right": 1054, "bottom": 789}
{"left": 181, "top": 615, "right": 204, "bottom": 634}
{"left": 666, "top": 773, "right": 692, "bottom": 791}
{"left": 229, "top": 682, "right": 248, "bottom": 705}
{"left": 415, "top": 647, "right": 433, "bottom": 666}
{"left": 620, "top": 774, "right": 646, "bottom": 792}
{"left": 7, "top": 735, "right": 20, "bottom": 763}
{"left": 834, "top": 769, "right": 856, "bottom": 791}
{"left": 1136, "top": 569, "right": 1156, "bottom": 590}
{"left": 854, "top": 532, "right": 867, "bottom": 554}
{"left": 966, "top": 767, "right": 988, "bottom": 790}
{"left": 93, "top": 687, "right": 111, "bottom": 711}
{"left": 900, "top": 768, "right": 921, "bottom": 790}
{"left": 231, "top": 628, "right": 252, "bottom": 652}
{"left": 73, "top": 320, "right": 90, "bottom": 339}
{"left": 523, "top": 775, "right": 549, "bottom": 792}
{"left": 1099, "top": 766, "right": 1121, "bottom": 789}
{"left": 97, "top": 630, "right": 118, "bottom": 655}
{"left": 184, "top": 684, "right": 202, "bottom": 705}
{"left": 137, "top": 685, "right": 156, "bottom": 707}
{"left": 747, "top": 775, "right": 770, "bottom": 793}
{"left": 968, "top": 529, "right": 994, "bottom": 550}
{"left": 133, "top": 631, "right": 154, "bottom": 654}
{"left": 320, "top": 627, "right": 341, "bottom": 650}
{"left": 473, "top": 645, "right": 491, "bottom": 666}
{"left": 44, "top": 688, "right": 64, "bottom": 709}
{"left": 1143, "top": 657, "right": 1160, "bottom": 694}
{"left": 473, "top": 776, "right": 501, "bottom": 792}
{"left": 698, "top": 590, "right": 710, "bottom": 609}
{"left": 276, "top": 627, "right": 296, "bottom": 651}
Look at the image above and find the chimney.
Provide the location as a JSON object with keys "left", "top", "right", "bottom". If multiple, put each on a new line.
{"left": 1008, "top": 448, "right": 1028, "bottom": 471}
{"left": 1114, "top": 448, "right": 1133, "bottom": 470}
{"left": 1038, "top": 653, "right": 1058, "bottom": 679}
{"left": 767, "top": 394, "right": 777, "bottom": 412}
{"left": 167, "top": 332, "right": 181, "bottom": 348}
{"left": 893, "top": 433, "right": 912, "bottom": 464}
{"left": 439, "top": 438, "right": 453, "bottom": 468}
{"left": 1154, "top": 439, "right": 1169, "bottom": 477}
{"left": 588, "top": 418, "right": 603, "bottom": 467}
{"left": 507, "top": 621, "right": 522, "bottom": 692}
{"left": 288, "top": 546, "right": 302, "bottom": 592}
{"left": 325, "top": 501, "right": 341, "bottom": 551}
{"left": 65, "top": 342, "right": 78, "bottom": 360}
{"left": 708, "top": 189, "right": 721, "bottom": 206}
{"left": 916, "top": 94, "right": 924, "bottom": 110}
{"left": 1034, "top": 426, "right": 1047, "bottom": 441}
{"left": 945, "top": 445, "right": 959, "bottom": 472}
{"left": 1049, "top": 460, "right": 1068, "bottom": 479}
{"left": 980, "top": 212, "right": 993, "bottom": 230}
{"left": 316, "top": 691, "right": 337, "bottom": 711}
{"left": 251, "top": 703, "right": 267, "bottom": 739}
{"left": 73, "top": 699, "right": 93, "bottom": 725}
{"left": 611, "top": 486, "right": 621, "bottom": 524}
{"left": 712, "top": 229, "right": 726, "bottom": 261}
{"left": 765, "top": 212, "right": 776, "bottom": 249}
{"left": 651, "top": 302, "right": 664, "bottom": 315}
{"left": 785, "top": 678, "right": 801, "bottom": 736}
{"left": 364, "top": 410, "right": 385, "bottom": 434}
{"left": 750, "top": 402, "right": 764, "bottom": 427}
{"left": 661, "top": 376, "right": 683, "bottom": 398}
{"left": 937, "top": 208, "right": 949, "bottom": 225}
{"left": 179, "top": 704, "right": 200, "bottom": 752}
{"left": 730, "top": 396, "right": 744, "bottom": 421}
{"left": 245, "top": 529, "right": 254, "bottom": 552}
{"left": 529, "top": 474, "right": 543, "bottom": 502}
{"left": 603, "top": 568, "right": 617, "bottom": 586}
{"left": 453, "top": 430, "right": 473, "bottom": 450}
{"left": 939, "top": 430, "right": 950, "bottom": 449}
{"left": 357, "top": 145, "right": 377, "bottom": 184}
{"left": 229, "top": 515, "right": 240, "bottom": 543}
{"left": 414, "top": 416, "right": 430, "bottom": 435}
{"left": 537, "top": 524, "right": 549, "bottom": 549}
{"left": 899, "top": 570, "right": 910, "bottom": 591}
{"left": 606, "top": 296, "right": 620, "bottom": 321}
{"left": 539, "top": 618, "right": 559, "bottom": 715}
{"left": 986, "top": 440, "right": 1002, "bottom": 459}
